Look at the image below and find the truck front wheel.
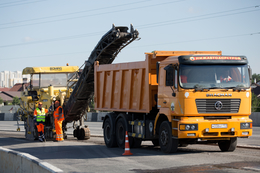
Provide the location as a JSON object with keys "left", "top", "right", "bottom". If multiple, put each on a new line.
{"left": 159, "top": 121, "right": 178, "bottom": 153}
{"left": 103, "top": 118, "right": 117, "bottom": 148}
{"left": 218, "top": 137, "right": 237, "bottom": 152}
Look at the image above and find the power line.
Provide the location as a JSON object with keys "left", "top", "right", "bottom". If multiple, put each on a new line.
{"left": 0, "top": 31, "right": 258, "bottom": 61}
{"left": 0, "top": 51, "right": 90, "bottom": 61}
{"left": 0, "top": 3, "right": 258, "bottom": 32}
{"left": 0, "top": 5, "right": 259, "bottom": 49}
{"left": 0, "top": 0, "right": 27, "bottom": 6}
{"left": 0, "top": 0, "right": 150, "bottom": 26}
{"left": 0, "top": 0, "right": 46, "bottom": 8}
{"left": 0, "top": 31, "right": 105, "bottom": 48}
{"left": 139, "top": 9, "right": 260, "bottom": 29}
{"left": 137, "top": 5, "right": 260, "bottom": 28}
{"left": 0, "top": 0, "right": 185, "bottom": 30}
{"left": 130, "top": 32, "right": 260, "bottom": 48}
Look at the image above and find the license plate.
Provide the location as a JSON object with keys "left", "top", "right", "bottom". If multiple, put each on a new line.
{"left": 211, "top": 124, "right": 227, "bottom": 129}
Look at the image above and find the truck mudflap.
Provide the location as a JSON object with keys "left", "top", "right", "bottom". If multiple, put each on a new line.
{"left": 175, "top": 117, "right": 252, "bottom": 139}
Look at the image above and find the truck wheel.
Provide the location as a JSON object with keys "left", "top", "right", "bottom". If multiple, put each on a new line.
{"left": 116, "top": 118, "right": 126, "bottom": 148}
{"left": 103, "top": 118, "right": 117, "bottom": 148}
{"left": 218, "top": 137, "right": 237, "bottom": 152}
{"left": 152, "top": 139, "right": 159, "bottom": 146}
{"left": 159, "top": 121, "right": 178, "bottom": 153}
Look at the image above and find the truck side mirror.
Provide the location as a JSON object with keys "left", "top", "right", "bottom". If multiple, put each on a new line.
{"left": 156, "top": 62, "right": 160, "bottom": 84}
{"left": 248, "top": 66, "right": 252, "bottom": 82}
{"left": 164, "top": 64, "right": 174, "bottom": 86}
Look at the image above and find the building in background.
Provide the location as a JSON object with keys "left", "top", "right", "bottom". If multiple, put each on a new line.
{"left": 0, "top": 71, "right": 29, "bottom": 88}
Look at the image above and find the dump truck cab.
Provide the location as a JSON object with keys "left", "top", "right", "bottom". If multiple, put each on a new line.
{"left": 155, "top": 51, "right": 252, "bottom": 152}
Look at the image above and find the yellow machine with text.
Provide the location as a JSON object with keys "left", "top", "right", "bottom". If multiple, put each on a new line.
{"left": 18, "top": 65, "right": 84, "bottom": 140}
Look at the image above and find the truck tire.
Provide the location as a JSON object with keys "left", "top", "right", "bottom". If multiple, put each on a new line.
{"left": 159, "top": 121, "right": 178, "bottom": 153}
{"left": 218, "top": 137, "right": 237, "bottom": 152}
{"left": 103, "top": 118, "right": 117, "bottom": 148}
{"left": 116, "top": 118, "right": 126, "bottom": 148}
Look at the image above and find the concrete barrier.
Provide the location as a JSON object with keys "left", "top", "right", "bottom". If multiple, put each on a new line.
{"left": 0, "top": 113, "right": 18, "bottom": 121}
{"left": 0, "top": 147, "right": 63, "bottom": 173}
{"left": 0, "top": 105, "right": 20, "bottom": 113}
{"left": 86, "top": 112, "right": 107, "bottom": 122}
{"left": 0, "top": 105, "right": 19, "bottom": 121}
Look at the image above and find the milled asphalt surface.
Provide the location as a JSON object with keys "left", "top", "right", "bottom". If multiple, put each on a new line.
{"left": 0, "top": 121, "right": 259, "bottom": 173}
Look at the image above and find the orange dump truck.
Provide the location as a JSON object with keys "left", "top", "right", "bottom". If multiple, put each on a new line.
{"left": 94, "top": 51, "right": 252, "bottom": 153}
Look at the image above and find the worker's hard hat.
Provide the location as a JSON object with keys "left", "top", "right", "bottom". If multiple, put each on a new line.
{"left": 38, "top": 102, "right": 42, "bottom": 105}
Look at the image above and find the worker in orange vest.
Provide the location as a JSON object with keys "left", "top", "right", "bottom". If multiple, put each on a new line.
{"left": 34, "top": 102, "right": 48, "bottom": 142}
{"left": 53, "top": 100, "right": 64, "bottom": 142}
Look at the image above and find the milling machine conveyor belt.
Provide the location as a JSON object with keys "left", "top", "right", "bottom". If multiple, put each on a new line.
{"left": 64, "top": 24, "right": 139, "bottom": 123}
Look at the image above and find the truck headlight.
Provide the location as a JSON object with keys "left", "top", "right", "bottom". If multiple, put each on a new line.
{"left": 240, "top": 123, "right": 252, "bottom": 129}
{"left": 180, "top": 124, "right": 198, "bottom": 131}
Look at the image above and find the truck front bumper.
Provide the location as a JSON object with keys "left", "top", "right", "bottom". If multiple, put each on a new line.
{"left": 176, "top": 117, "right": 252, "bottom": 140}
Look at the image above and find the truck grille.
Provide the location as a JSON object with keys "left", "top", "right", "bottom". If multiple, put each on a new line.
{"left": 196, "top": 99, "right": 241, "bottom": 113}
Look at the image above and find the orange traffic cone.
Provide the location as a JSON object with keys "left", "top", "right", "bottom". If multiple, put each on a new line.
{"left": 122, "top": 131, "right": 133, "bottom": 156}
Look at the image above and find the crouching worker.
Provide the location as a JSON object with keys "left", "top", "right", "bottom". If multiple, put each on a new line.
{"left": 53, "top": 101, "right": 64, "bottom": 142}
{"left": 34, "top": 102, "right": 48, "bottom": 142}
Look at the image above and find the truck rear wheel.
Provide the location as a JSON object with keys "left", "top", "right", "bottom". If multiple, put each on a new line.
{"left": 103, "top": 118, "right": 117, "bottom": 148}
{"left": 116, "top": 118, "right": 126, "bottom": 148}
{"left": 159, "top": 121, "right": 178, "bottom": 153}
{"left": 218, "top": 137, "right": 237, "bottom": 152}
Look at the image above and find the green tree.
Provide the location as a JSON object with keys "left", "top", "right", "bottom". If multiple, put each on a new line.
{"left": 88, "top": 95, "right": 95, "bottom": 112}
{"left": 252, "top": 73, "right": 260, "bottom": 84}
{"left": 251, "top": 93, "right": 260, "bottom": 112}
{"left": 12, "top": 97, "right": 20, "bottom": 105}
{"left": 0, "top": 97, "right": 3, "bottom": 104}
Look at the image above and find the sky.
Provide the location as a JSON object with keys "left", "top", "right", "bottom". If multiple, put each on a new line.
{"left": 0, "top": 0, "right": 259, "bottom": 74}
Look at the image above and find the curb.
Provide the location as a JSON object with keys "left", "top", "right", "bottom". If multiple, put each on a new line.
{"left": 0, "top": 147, "right": 63, "bottom": 173}
{"left": 237, "top": 145, "right": 260, "bottom": 150}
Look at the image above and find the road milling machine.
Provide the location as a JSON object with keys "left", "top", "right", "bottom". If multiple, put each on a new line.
{"left": 18, "top": 24, "right": 139, "bottom": 140}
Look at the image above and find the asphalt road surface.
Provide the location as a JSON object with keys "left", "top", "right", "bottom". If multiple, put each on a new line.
{"left": 0, "top": 121, "right": 260, "bottom": 173}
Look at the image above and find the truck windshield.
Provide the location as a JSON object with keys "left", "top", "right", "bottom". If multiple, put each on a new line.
{"left": 32, "top": 73, "right": 68, "bottom": 88}
{"left": 179, "top": 64, "right": 250, "bottom": 89}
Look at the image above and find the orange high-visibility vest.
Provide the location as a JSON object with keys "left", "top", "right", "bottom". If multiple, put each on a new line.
{"left": 53, "top": 106, "right": 64, "bottom": 121}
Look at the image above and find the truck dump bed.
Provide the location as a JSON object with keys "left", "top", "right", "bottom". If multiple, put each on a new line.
{"left": 94, "top": 54, "right": 159, "bottom": 113}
